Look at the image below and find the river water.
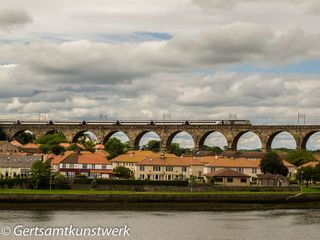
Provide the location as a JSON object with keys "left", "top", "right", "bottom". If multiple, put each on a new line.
{"left": 0, "top": 209, "right": 319, "bottom": 240}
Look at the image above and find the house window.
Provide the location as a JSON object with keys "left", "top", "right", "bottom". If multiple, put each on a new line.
{"left": 211, "top": 167, "right": 215, "bottom": 173}
{"left": 102, "top": 164, "right": 106, "bottom": 169}
{"left": 166, "top": 166, "right": 173, "bottom": 171}
{"left": 240, "top": 178, "right": 247, "bottom": 183}
{"left": 68, "top": 172, "right": 75, "bottom": 178}
{"left": 69, "top": 164, "right": 74, "bottom": 169}
{"left": 155, "top": 175, "right": 159, "bottom": 180}
{"left": 139, "top": 174, "right": 144, "bottom": 180}
{"left": 168, "top": 175, "right": 172, "bottom": 180}
{"left": 215, "top": 177, "right": 223, "bottom": 182}
{"left": 227, "top": 178, "right": 233, "bottom": 183}
{"left": 83, "top": 164, "right": 87, "bottom": 169}
{"left": 140, "top": 166, "right": 145, "bottom": 171}
{"left": 153, "top": 166, "right": 161, "bottom": 171}
{"left": 181, "top": 166, "right": 187, "bottom": 172}
{"left": 62, "top": 163, "right": 66, "bottom": 168}
{"left": 237, "top": 168, "right": 243, "bottom": 173}
{"left": 252, "top": 168, "right": 257, "bottom": 174}
{"left": 91, "top": 164, "right": 95, "bottom": 169}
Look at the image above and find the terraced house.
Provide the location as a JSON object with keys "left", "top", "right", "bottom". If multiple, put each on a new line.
{"left": 51, "top": 151, "right": 112, "bottom": 178}
{"left": 202, "top": 156, "right": 296, "bottom": 181}
{"left": 111, "top": 150, "right": 176, "bottom": 173}
{"left": 0, "top": 141, "right": 21, "bottom": 154}
{"left": 0, "top": 155, "right": 42, "bottom": 178}
{"left": 135, "top": 153, "right": 204, "bottom": 180}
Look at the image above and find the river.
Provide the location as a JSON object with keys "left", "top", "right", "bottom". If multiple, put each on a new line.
{"left": 0, "top": 209, "right": 319, "bottom": 240}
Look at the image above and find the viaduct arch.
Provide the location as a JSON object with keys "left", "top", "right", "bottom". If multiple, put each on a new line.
{"left": 1, "top": 122, "right": 320, "bottom": 151}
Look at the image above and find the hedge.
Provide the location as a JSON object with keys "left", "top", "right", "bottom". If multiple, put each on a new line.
{"left": 0, "top": 178, "right": 33, "bottom": 188}
{"left": 73, "top": 178, "right": 189, "bottom": 186}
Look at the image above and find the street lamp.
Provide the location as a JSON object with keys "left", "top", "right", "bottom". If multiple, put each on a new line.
{"left": 300, "top": 170, "right": 304, "bottom": 191}
{"left": 190, "top": 151, "right": 200, "bottom": 192}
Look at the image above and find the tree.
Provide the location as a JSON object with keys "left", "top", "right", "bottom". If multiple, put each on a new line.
{"left": 36, "top": 133, "right": 67, "bottom": 145}
{"left": 51, "top": 145, "right": 66, "bottom": 155}
{"left": 287, "top": 149, "right": 315, "bottom": 166}
{"left": 112, "top": 166, "right": 132, "bottom": 179}
{"left": 297, "top": 166, "right": 315, "bottom": 188}
{"left": 167, "top": 143, "right": 183, "bottom": 156}
{"left": 37, "top": 133, "right": 67, "bottom": 155}
{"left": 104, "top": 138, "right": 127, "bottom": 159}
{"left": 203, "top": 145, "right": 223, "bottom": 155}
{"left": 0, "top": 128, "right": 7, "bottom": 140}
{"left": 143, "top": 140, "right": 160, "bottom": 152}
{"left": 30, "top": 160, "right": 51, "bottom": 189}
{"left": 260, "top": 152, "right": 288, "bottom": 176}
{"left": 14, "top": 131, "right": 35, "bottom": 145}
{"left": 82, "top": 140, "right": 96, "bottom": 153}
{"left": 66, "top": 144, "right": 83, "bottom": 152}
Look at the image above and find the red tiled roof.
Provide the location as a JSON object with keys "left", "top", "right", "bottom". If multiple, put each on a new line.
{"left": 10, "top": 140, "right": 23, "bottom": 148}
{"left": 22, "top": 143, "right": 40, "bottom": 149}
{"left": 59, "top": 143, "right": 85, "bottom": 149}
{"left": 299, "top": 161, "right": 319, "bottom": 168}
{"left": 94, "top": 144, "right": 105, "bottom": 150}
{"left": 57, "top": 152, "right": 112, "bottom": 165}
{"left": 205, "top": 157, "right": 295, "bottom": 168}
{"left": 136, "top": 156, "right": 204, "bottom": 167}
{"left": 206, "top": 169, "right": 250, "bottom": 178}
{"left": 51, "top": 151, "right": 74, "bottom": 164}
{"left": 111, "top": 151, "right": 176, "bottom": 163}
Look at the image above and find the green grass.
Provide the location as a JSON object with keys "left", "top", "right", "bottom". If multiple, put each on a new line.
{"left": 0, "top": 189, "right": 135, "bottom": 195}
{"left": 301, "top": 186, "right": 320, "bottom": 193}
{"left": 0, "top": 186, "right": 318, "bottom": 195}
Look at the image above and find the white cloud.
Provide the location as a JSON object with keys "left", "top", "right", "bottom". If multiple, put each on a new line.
{"left": 0, "top": 8, "right": 32, "bottom": 30}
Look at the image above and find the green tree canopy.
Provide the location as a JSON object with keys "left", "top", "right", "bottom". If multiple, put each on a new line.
{"left": 142, "top": 140, "right": 160, "bottom": 152}
{"left": 260, "top": 152, "right": 288, "bottom": 176}
{"left": 66, "top": 143, "right": 83, "bottom": 152}
{"left": 112, "top": 166, "right": 132, "bottom": 179}
{"left": 104, "top": 138, "right": 128, "bottom": 159}
{"left": 81, "top": 140, "right": 96, "bottom": 153}
{"left": 36, "top": 133, "right": 67, "bottom": 145}
{"left": 167, "top": 143, "right": 183, "bottom": 156}
{"left": 14, "top": 131, "right": 35, "bottom": 145}
{"left": 30, "top": 160, "right": 51, "bottom": 189}
{"left": 37, "top": 133, "right": 67, "bottom": 154}
{"left": 203, "top": 145, "right": 223, "bottom": 155}
{"left": 297, "top": 166, "right": 315, "bottom": 187}
{"left": 287, "top": 149, "right": 315, "bottom": 166}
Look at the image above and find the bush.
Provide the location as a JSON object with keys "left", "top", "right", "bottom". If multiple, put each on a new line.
{"left": 54, "top": 174, "right": 71, "bottom": 189}
{"left": 73, "top": 178, "right": 189, "bottom": 186}
{"left": 289, "top": 179, "right": 298, "bottom": 185}
{"left": 0, "top": 178, "right": 33, "bottom": 189}
{"left": 73, "top": 178, "right": 92, "bottom": 184}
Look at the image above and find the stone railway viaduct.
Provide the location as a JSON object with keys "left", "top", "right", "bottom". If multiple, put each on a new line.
{"left": 1, "top": 122, "right": 320, "bottom": 151}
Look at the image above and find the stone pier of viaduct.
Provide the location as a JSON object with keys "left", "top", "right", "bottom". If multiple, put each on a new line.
{"left": 1, "top": 123, "right": 320, "bottom": 151}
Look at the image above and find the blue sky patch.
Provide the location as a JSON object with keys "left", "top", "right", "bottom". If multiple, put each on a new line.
{"left": 228, "top": 59, "right": 320, "bottom": 74}
{"left": 96, "top": 31, "right": 172, "bottom": 43}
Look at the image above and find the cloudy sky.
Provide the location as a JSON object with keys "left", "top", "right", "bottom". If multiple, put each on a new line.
{"left": 1, "top": 0, "right": 320, "bottom": 149}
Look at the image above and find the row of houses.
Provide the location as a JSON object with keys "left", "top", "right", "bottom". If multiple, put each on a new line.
{"left": 1, "top": 140, "right": 312, "bottom": 186}
{"left": 50, "top": 150, "right": 298, "bottom": 186}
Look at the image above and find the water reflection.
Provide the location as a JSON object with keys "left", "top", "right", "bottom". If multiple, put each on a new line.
{"left": 0, "top": 210, "right": 319, "bottom": 240}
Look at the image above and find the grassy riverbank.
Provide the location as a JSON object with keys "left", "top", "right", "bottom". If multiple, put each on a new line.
{"left": 0, "top": 187, "right": 320, "bottom": 211}
{"left": 0, "top": 186, "right": 319, "bottom": 195}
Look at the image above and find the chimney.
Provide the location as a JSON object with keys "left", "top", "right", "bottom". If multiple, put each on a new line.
{"left": 160, "top": 151, "right": 165, "bottom": 160}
